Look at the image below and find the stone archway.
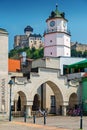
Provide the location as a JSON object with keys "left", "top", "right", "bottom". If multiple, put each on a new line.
{"left": 69, "top": 93, "right": 78, "bottom": 108}
{"left": 12, "top": 91, "right": 27, "bottom": 116}
{"left": 32, "top": 80, "right": 64, "bottom": 115}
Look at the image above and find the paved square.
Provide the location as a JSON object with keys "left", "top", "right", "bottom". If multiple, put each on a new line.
{"left": 0, "top": 116, "right": 87, "bottom": 130}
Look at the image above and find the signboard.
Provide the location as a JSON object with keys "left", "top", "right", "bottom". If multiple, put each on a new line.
{"left": 15, "top": 77, "right": 28, "bottom": 85}
{"left": 0, "top": 76, "right": 7, "bottom": 113}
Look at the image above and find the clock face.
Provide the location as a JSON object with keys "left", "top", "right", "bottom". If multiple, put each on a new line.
{"left": 50, "top": 21, "right": 55, "bottom": 27}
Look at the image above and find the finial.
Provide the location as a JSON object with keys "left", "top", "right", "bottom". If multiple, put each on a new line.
{"left": 55, "top": 3, "right": 58, "bottom": 11}
{"left": 56, "top": 3, "right": 58, "bottom": 8}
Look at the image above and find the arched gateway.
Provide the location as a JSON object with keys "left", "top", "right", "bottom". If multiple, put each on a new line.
{"left": 10, "top": 66, "right": 78, "bottom": 117}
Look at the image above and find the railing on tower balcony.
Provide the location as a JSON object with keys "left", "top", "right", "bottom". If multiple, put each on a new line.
{"left": 44, "top": 28, "right": 71, "bottom": 35}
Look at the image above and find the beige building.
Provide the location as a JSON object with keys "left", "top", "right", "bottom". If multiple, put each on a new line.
{"left": 14, "top": 26, "right": 43, "bottom": 49}
{"left": 71, "top": 42, "right": 87, "bottom": 52}
{"left": 0, "top": 28, "right": 9, "bottom": 117}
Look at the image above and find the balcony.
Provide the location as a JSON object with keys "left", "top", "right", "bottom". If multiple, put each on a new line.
{"left": 44, "top": 28, "right": 71, "bottom": 35}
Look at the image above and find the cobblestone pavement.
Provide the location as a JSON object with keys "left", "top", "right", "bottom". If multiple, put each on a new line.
{"left": 0, "top": 116, "right": 87, "bottom": 130}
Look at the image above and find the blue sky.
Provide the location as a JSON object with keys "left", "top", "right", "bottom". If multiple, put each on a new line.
{"left": 0, "top": 0, "right": 87, "bottom": 50}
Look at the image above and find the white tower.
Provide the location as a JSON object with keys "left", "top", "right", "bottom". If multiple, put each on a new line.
{"left": 44, "top": 5, "right": 71, "bottom": 57}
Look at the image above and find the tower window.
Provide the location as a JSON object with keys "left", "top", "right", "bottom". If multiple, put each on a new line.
{"left": 50, "top": 52, "right": 52, "bottom": 55}
{"left": 50, "top": 40, "right": 52, "bottom": 43}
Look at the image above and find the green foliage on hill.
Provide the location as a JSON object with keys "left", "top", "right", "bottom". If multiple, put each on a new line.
{"left": 9, "top": 47, "right": 87, "bottom": 60}
{"left": 71, "top": 49, "right": 87, "bottom": 57}
{"left": 9, "top": 47, "right": 44, "bottom": 59}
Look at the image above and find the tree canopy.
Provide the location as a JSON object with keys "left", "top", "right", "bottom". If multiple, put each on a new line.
{"left": 9, "top": 47, "right": 44, "bottom": 59}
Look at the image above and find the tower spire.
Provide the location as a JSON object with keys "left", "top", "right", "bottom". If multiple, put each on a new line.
{"left": 55, "top": 3, "right": 59, "bottom": 16}
{"left": 56, "top": 3, "right": 58, "bottom": 9}
{"left": 55, "top": 3, "right": 58, "bottom": 11}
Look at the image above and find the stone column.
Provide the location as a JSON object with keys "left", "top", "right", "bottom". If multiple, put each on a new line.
{"left": 62, "top": 101, "right": 68, "bottom": 116}
{"left": 62, "top": 105, "right": 67, "bottom": 116}
{"left": 26, "top": 105, "right": 32, "bottom": 117}
{"left": 14, "top": 100, "right": 17, "bottom": 112}
{"left": 55, "top": 105, "right": 59, "bottom": 115}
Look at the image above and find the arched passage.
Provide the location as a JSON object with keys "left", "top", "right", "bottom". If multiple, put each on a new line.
{"left": 31, "top": 80, "right": 64, "bottom": 115}
{"left": 69, "top": 93, "right": 78, "bottom": 108}
{"left": 12, "top": 91, "right": 27, "bottom": 116}
{"left": 46, "top": 81, "right": 63, "bottom": 114}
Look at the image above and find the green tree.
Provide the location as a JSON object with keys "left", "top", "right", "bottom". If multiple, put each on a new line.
{"left": 39, "top": 48, "right": 44, "bottom": 58}
{"left": 71, "top": 49, "right": 77, "bottom": 57}
{"left": 71, "top": 50, "right": 82, "bottom": 57}
{"left": 9, "top": 47, "right": 44, "bottom": 59}
{"left": 82, "top": 51, "right": 87, "bottom": 58}
{"left": 9, "top": 49, "right": 18, "bottom": 58}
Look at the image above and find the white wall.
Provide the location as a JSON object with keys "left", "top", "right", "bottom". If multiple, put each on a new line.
{"left": 0, "top": 30, "right": 8, "bottom": 117}
{"left": 0, "top": 34, "right": 8, "bottom": 72}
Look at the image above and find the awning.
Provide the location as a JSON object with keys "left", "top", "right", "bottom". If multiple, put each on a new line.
{"left": 67, "top": 59, "right": 87, "bottom": 69}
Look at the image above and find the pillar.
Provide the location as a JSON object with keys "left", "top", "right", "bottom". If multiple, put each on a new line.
{"left": 26, "top": 105, "right": 32, "bottom": 117}
{"left": 62, "top": 101, "right": 68, "bottom": 116}
{"left": 62, "top": 105, "right": 67, "bottom": 116}
{"left": 14, "top": 100, "right": 17, "bottom": 112}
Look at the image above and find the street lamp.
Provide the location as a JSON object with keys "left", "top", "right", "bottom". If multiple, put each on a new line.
{"left": 8, "top": 79, "right": 13, "bottom": 121}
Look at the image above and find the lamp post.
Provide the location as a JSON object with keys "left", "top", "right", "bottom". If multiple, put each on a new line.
{"left": 8, "top": 80, "right": 13, "bottom": 121}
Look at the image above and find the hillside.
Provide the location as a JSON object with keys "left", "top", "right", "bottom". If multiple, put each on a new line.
{"left": 9, "top": 47, "right": 44, "bottom": 59}
{"left": 9, "top": 42, "right": 87, "bottom": 59}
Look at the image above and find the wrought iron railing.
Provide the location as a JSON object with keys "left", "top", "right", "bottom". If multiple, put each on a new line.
{"left": 44, "top": 28, "right": 71, "bottom": 35}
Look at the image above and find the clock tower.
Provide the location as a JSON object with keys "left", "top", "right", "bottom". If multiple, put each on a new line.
{"left": 44, "top": 5, "right": 71, "bottom": 57}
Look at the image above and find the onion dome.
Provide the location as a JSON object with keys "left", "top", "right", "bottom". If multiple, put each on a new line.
{"left": 46, "top": 4, "right": 67, "bottom": 21}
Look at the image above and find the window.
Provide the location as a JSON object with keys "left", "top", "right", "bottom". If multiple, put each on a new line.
{"left": 50, "top": 40, "right": 52, "bottom": 43}
{"left": 51, "top": 96, "right": 56, "bottom": 107}
{"left": 50, "top": 95, "right": 56, "bottom": 114}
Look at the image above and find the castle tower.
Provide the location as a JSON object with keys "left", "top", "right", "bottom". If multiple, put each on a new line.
{"left": 44, "top": 5, "right": 71, "bottom": 57}
{"left": 0, "top": 28, "right": 8, "bottom": 116}
{"left": 24, "top": 25, "right": 33, "bottom": 36}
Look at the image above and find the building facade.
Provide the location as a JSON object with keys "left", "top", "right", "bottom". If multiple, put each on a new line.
{"left": 14, "top": 26, "right": 43, "bottom": 49}
{"left": 71, "top": 42, "right": 87, "bottom": 53}
{"left": 0, "top": 28, "right": 9, "bottom": 117}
